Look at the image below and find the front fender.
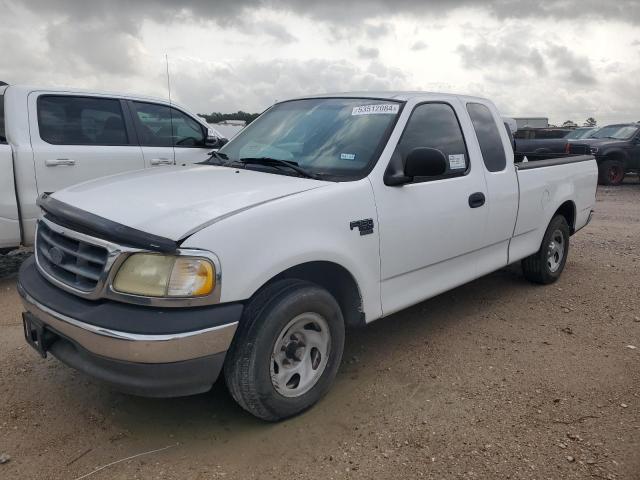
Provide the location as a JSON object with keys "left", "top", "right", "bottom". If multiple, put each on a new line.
{"left": 181, "top": 180, "right": 383, "bottom": 322}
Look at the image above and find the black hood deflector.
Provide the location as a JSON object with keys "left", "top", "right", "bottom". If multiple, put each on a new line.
{"left": 37, "top": 194, "right": 179, "bottom": 252}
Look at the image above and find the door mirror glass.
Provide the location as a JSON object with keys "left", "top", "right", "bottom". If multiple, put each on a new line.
{"left": 404, "top": 147, "right": 448, "bottom": 178}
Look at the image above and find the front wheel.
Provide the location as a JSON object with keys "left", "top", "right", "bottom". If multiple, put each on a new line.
{"left": 598, "top": 159, "right": 625, "bottom": 186}
{"left": 224, "top": 279, "right": 345, "bottom": 421}
{"left": 522, "top": 215, "right": 570, "bottom": 284}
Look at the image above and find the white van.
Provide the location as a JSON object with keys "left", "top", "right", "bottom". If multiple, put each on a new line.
{"left": 0, "top": 83, "right": 225, "bottom": 251}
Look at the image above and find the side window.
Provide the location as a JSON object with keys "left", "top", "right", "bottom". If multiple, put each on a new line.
{"left": 38, "top": 96, "right": 128, "bottom": 145}
{"left": 0, "top": 94, "right": 6, "bottom": 143}
{"left": 169, "top": 108, "right": 205, "bottom": 147}
{"left": 131, "top": 102, "right": 205, "bottom": 147}
{"left": 130, "top": 102, "right": 173, "bottom": 147}
{"left": 466, "top": 103, "right": 507, "bottom": 172}
{"left": 394, "top": 103, "right": 469, "bottom": 181}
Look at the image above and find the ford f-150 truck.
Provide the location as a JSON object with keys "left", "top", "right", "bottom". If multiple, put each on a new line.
{"left": 0, "top": 83, "right": 226, "bottom": 252}
{"left": 17, "top": 92, "right": 598, "bottom": 421}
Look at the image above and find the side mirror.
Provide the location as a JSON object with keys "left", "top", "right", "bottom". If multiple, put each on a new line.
{"left": 205, "top": 136, "right": 228, "bottom": 148}
{"left": 404, "top": 147, "right": 448, "bottom": 178}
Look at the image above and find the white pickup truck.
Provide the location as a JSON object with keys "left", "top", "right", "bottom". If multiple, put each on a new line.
{"left": 0, "top": 83, "right": 226, "bottom": 252}
{"left": 18, "top": 92, "right": 597, "bottom": 421}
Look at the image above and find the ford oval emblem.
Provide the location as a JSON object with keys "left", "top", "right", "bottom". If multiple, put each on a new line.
{"left": 48, "top": 247, "right": 65, "bottom": 265}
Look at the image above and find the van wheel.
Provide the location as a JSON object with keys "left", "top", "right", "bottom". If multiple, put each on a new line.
{"left": 522, "top": 215, "right": 570, "bottom": 285}
{"left": 598, "top": 160, "right": 625, "bottom": 186}
{"left": 224, "top": 279, "right": 345, "bottom": 421}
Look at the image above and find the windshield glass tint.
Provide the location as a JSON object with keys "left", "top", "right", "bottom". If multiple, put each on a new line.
{"left": 592, "top": 125, "right": 638, "bottom": 140}
{"left": 219, "top": 98, "right": 401, "bottom": 180}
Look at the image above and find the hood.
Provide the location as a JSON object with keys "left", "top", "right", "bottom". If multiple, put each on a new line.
{"left": 51, "top": 165, "right": 327, "bottom": 241}
{"left": 569, "top": 138, "right": 626, "bottom": 148}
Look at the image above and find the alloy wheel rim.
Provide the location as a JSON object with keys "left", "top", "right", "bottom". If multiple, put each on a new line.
{"left": 270, "top": 312, "right": 331, "bottom": 398}
{"left": 608, "top": 165, "right": 623, "bottom": 183}
{"left": 547, "top": 229, "right": 565, "bottom": 273}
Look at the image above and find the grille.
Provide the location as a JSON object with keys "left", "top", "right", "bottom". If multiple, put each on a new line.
{"left": 36, "top": 220, "right": 109, "bottom": 292}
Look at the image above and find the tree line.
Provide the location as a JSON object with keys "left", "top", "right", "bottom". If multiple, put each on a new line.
{"left": 197, "top": 111, "right": 261, "bottom": 124}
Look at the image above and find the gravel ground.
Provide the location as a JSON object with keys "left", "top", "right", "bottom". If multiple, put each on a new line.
{"left": 0, "top": 182, "right": 638, "bottom": 480}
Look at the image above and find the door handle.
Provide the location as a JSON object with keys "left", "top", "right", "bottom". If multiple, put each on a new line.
{"left": 468, "top": 192, "right": 486, "bottom": 208}
{"left": 45, "top": 158, "right": 76, "bottom": 167}
{"left": 150, "top": 158, "right": 173, "bottom": 166}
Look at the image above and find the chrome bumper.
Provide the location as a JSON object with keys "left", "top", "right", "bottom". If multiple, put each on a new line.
{"left": 20, "top": 290, "right": 238, "bottom": 364}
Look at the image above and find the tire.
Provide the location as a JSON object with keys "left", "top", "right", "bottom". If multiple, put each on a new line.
{"left": 224, "top": 279, "right": 345, "bottom": 421}
{"left": 522, "top": 215, "right": 570, "bottom": 285}
{"left": 598, "top": 159, "right": 625, "bottom": 186}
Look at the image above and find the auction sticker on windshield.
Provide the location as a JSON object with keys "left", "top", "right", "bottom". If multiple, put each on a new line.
{"left": 352, "top": 104, "right": 400, "bottom": 115}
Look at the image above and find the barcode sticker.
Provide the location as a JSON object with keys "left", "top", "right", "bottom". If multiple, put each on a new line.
{"left": 352, "top": 104, "right": 400, "bottom": 116}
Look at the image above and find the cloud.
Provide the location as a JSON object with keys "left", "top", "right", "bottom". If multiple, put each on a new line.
{"left": 16, "top": 0, "right": 640, "bottom": 27}
{"left": 546, "top": 45, "right": 597, "bottom": 85}
{"left": 364, "top": 22, "right": 392, "bottom": 38}
{"left": 411, "top": 40, "right": 428, "bottom": 51}
{"left": 357, "top": 46, "right": 380, "bottom": 59}
{"left": 251, "top": 20, "right": 298, "bottom": 43}
{"left": 169, "top": 57, "right": 410, "bottom": 113}
{"left": 457, "top": 40, "right": 547, "bottom": 75}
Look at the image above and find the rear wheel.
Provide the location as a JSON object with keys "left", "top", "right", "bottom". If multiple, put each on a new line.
{"left": 522, "top": 215, "right": 570, "bottom": 284}
{"left": 598, "top": 159, "right": 625, "bottom": 186}
{"left": 224, "top": 279, "right": 345, "bottom": 421}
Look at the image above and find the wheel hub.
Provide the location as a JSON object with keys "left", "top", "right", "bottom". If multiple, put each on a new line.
{"left": 270, "top": 312, "right": 331, "bottom": 398}
{"left": 546, "top": 229, "right": 565, "bottom": 273}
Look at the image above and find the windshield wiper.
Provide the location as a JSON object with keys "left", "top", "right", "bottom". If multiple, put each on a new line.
{"left": 238, "top": 157, "right": 320, "bottom": 179}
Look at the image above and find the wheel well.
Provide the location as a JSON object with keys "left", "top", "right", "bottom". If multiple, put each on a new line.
{"left": 554, "top": 201, "right": 576, "bottom": 234}
{"left": 268, "top": 261, "right": 365, "bottom": 328}
{"left": 603, "top": 151, "right": 626, "bottom": 163}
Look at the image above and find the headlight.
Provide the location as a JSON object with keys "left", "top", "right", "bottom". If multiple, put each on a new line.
{"left": 113, "top": 253, "right": 215, "bottom": 298}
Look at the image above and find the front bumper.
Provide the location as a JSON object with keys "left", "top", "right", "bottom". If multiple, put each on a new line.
{"left": 18, "top": 257, "right": 242, "bottom": 397}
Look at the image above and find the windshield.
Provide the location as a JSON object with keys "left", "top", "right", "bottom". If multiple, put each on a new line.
{"left": 591, "top": 125, "right": 639, "bottom": 140}
{"left": 218, "top": 98, "right": 402, "bottom": 180}
{"left": 564, "top": 128, "right": 596, "bottom": 139}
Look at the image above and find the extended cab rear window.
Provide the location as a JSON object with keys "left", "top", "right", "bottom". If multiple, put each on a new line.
{"left": 0, "top": 94, "right": 6, "bottom": 143}
{"left": 466, "top": 103, "right": 507, "bottom": 172}
{"left": 37, "top": 95, "right": 129, "bottom": 146}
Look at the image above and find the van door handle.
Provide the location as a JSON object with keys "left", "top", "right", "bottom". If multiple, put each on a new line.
{"left": 150, "top": 158, "right": 173, "bottom": 166}
{"left": 45, "top": 158, "right": 76, "bottom": 167}
{"left": 468, "top": 192, "right": 486, "bottom": 208}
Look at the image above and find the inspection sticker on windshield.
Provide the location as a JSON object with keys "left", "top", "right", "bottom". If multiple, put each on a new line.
{"left": 352, "top": 104, "right": 400, "bottom": 116}
{"left": 448, "top": 154, "right": 466, "bottom": 169}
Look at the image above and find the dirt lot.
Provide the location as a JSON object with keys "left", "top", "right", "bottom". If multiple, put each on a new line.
{"left": 1, "top": 182, "right": 638, "bottom": 480}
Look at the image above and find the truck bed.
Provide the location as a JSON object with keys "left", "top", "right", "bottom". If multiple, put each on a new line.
{"left": 510, "top": 154, "right": 597, "bottom": 263}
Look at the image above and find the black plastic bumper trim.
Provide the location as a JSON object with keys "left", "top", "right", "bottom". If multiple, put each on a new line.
{"left": 49, "top": 332, "right": 224, "bottom": 397}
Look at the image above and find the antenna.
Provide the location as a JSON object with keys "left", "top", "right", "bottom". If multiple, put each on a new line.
{"left": 165, "top": 54, "right": 175, "bottom": 162}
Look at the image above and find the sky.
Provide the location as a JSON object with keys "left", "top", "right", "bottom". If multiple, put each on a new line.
{"left": 1, "top": 0, "right": 639, "bottom": 126}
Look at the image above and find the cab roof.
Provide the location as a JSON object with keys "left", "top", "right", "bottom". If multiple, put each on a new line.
{"left": 292, "top": 91, "right": 493, "bottom": 105}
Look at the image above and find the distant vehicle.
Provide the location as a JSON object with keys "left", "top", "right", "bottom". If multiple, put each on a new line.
{"left": 18, "top": 91, "right": 597, "bottom": 420}
{"left": 568, "top": 123, "right": 640, "bottom": 185}
{"left": 513, "top": 127, "right": 572, "bottom": 161}
{"left": 565, "top": 127, "right": 599, "bottom": 140}
{"left": 0, "top": 84, "right": 227, "bottom": 252}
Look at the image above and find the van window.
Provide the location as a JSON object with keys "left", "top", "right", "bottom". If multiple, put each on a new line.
{"left": 466, "top": 103, "right": 507, "bottom": 172}
{"left": 38, "top": 96, "right": 128, "bottom": 146}
{"left": 393, "top": 102, "right": 469, "bottom": 182}
{"left": 0, "top": 94, "right": 6, "bottom": 143}
{"left": 130, "top": 102, "right": 205, "bottom": 147}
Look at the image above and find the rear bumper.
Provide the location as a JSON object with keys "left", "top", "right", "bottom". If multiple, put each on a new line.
{"left": 17, "top": 257, "right": 242, "bottom": 397}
